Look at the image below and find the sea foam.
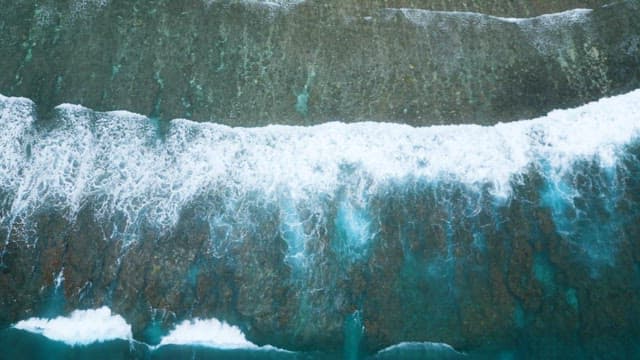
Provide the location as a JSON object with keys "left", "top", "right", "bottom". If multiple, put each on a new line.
{"left": 0, "top": 90, "right": 639, "bottom": 235}
{"left": 375, "top": 341, "right": 466, "bottom": 358}
{"left": 13, "top": 307, "right": 132, "bottom": 346}
{"left": 157, "top": 318, "right": 258, "bottom": 349}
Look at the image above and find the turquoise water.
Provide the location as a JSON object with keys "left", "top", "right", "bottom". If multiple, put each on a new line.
{"left": 11, "top": 326, "right": 637, "bottom": 359}
{"left": 0, "top": 327, "right": 475, "bottom": 359}
{"left": 0, "top": 327, "right": 328, "bottom": 360}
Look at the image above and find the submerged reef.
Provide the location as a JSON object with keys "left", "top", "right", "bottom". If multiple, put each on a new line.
{"left": 1, "top": 0, "right": 638, "bottom": 125}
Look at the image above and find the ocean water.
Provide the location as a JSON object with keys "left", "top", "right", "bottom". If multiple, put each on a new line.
{"left": 1, "top": 87, "right": 639, "bottom": 358}
{"left": 0, "top": 313, "right": 463, "bottom": 359}
{"left": 2, "top": 0, "right": 640, "bottom": 351}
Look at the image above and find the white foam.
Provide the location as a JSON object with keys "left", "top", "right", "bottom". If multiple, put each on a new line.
{"left": 497, "top": 8, "right": 592, "bottom": 24}
{"left": 53, "top": 267, "right": 65, "bottom": 290}
{"left": 0, "top": 95, "right": 35, "bottom": 208}
{"left": 390, "top": 7, "right": 591, "bottom": 27}
{"left": 388, "top": 7, "right": 593, "bottom": 58}
{"left": 0, "top": 90, "right": 639, "bottom": 235}
{"left": 203, "top": 0, "right": 304, "bottom": 8}
{"left": 13, "top": 307, "right": 132, "bottom": 346}
{"left": 157, "top": 318, "right": 257, "bottom": 349}
{"left": 376, "top": 341, "right": 465, "bottom": 357}
{"left": 69, "top": 0, "right": 110, "bottom": 20}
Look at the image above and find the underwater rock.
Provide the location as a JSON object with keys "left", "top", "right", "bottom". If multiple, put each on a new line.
{"left": 0, "top": 0, "right": 638, "bottom": 126}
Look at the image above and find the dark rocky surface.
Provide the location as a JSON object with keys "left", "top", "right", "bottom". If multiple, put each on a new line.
{"left": 2, "top": 162, "right": 640, "bottom": 356}
{"left": 1, "top": 0, "right": 638, "bottom": 126}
